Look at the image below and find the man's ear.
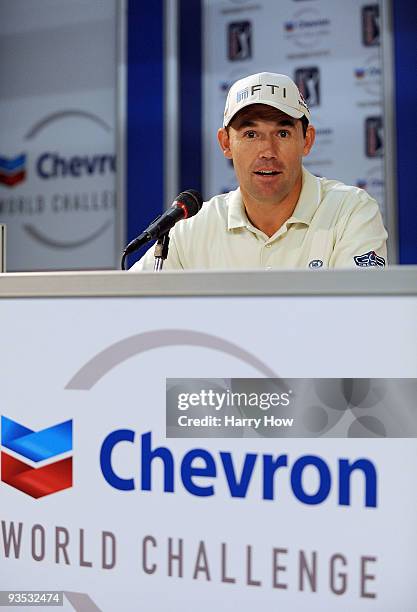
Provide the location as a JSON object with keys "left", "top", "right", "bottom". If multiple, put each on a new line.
{"left": 303, "top": 124, "right": 316, "bottom": 157}
{"left": 217, "top": 128, "right": 232, "bottom": 159}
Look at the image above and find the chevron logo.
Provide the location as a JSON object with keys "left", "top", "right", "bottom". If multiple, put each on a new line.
{"left": 0, "top": 154, "right": 27, "bottom": 187}
{"left": 1, "top": 416, "right": 73, "bottom": 498}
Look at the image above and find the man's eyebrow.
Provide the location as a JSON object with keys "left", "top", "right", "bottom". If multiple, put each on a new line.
{"left": 277, "top": 118, "right": 297, "bottom": 127}
{"left": 235, "top": 119, "right": 257, "bottom": 129}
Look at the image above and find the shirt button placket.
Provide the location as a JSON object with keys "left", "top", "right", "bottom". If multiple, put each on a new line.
{"left": 261, "top": 242, "right": 273, "bottom": 269}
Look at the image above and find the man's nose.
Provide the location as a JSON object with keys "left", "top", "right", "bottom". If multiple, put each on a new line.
{"left": 258, "top": 136, "right": 277, "bottom": 158}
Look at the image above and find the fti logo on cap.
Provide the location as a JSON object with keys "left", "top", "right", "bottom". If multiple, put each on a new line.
{"left": 0, "top": 154, "right": 27, "bottom": 187}
{"left": 1, "top": 416, "right": 73, "bottom": 498}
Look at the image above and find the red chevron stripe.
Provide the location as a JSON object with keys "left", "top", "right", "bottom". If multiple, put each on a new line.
{"left": 0, "top": 170, "right": 26, "bottom": 187}
{"left": 1, "top": 452, "right": 72, "bottom": 498}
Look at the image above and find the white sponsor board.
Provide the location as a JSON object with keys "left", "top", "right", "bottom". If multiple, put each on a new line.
{"left": 203, "top": 0, "right": 387, "bottom": 219}
{"left": 0, "top": 1, "right": 118, "bottom": 271}
{"left": 1, "top": 289, "right": 417, "bottom": 610}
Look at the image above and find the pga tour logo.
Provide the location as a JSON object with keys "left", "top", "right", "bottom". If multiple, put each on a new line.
{"left": 294, "top": 67, "right": 320, "bottom": 107}
{"left": 365, "top": 116, "right": 383, "bottom": 158}
{"left": 228, "top": 21, "right": 252, "bottom": 61}
{"left": 362, "top": 5, "right": 380, "bottom": 47}
{"left": 1, "top": 416, "right": 73, "bottom": 498}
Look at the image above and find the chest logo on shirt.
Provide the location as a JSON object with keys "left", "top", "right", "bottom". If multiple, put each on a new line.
{"left": 308, "top": 259, "right": 323, "bottom": 268}
{"left": 354, "top": 251, "right": 385, "bottom": 267}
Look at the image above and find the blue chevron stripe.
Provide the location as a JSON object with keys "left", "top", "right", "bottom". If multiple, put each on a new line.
{"left": 1, "top": 416, "right": 72, "bottom": 462}
{"left": 0, "top": 154, "right": 26, "bottom": 172}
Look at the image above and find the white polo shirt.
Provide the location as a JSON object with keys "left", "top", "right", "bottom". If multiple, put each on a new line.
{"left": 132, "top": 168, "right": 387, "bottom": 271}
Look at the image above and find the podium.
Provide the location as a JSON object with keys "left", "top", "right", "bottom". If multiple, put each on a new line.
{"left": 0, "top": 224, "right": 5, "bottom": 273}
{"left": 0, "top": 268, "right": 416, "bottom": 611}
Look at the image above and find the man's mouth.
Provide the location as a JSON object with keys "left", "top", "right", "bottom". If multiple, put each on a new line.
{"left": 253, "top": 170, "right": 281, "bottom": 176}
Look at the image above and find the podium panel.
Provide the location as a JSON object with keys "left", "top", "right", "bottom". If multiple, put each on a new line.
{"left": 0, "top": 270, "right": 416, "bottom": 611}
{"left": 0, "top": 224, "right": 5, "bottom": 272}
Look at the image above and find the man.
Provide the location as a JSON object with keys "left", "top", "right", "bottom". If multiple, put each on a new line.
{"left": 133, "top": 72, "right": 387, "bottom": 271}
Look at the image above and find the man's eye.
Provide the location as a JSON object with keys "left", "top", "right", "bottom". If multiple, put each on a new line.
{"left": 244, "top": 130, "right": 257, "bottom": 138}
{"left": 279, "top": 130, "right": 289, "bottom": 138}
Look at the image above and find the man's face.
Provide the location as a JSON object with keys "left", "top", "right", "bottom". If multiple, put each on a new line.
{"left": 217, "top": 106, "right": 315, "bottom": 207}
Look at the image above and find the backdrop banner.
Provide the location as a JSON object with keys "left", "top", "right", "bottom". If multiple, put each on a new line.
{"left": 0, "top": 1, "right": 118, "bottom": 271}
{"left": 203, "top": 0, "right": 386, "bottom": 220}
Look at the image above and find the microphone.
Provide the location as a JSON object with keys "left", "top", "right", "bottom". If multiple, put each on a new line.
{"left": 123, "top": 189, "right": 203, "bottom": 258}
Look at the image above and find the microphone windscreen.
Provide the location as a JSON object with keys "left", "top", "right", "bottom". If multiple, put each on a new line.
{"left": 177, "top": 190, "right": 203, "bottom": 217}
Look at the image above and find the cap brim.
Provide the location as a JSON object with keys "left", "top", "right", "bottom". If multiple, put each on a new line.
{"left": 224, "top": 100, "right": 307, "bottom": 127}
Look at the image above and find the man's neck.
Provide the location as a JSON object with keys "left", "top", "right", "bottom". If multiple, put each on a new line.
{"left": 242, "top": 177, "right": 303, "bottom": 238}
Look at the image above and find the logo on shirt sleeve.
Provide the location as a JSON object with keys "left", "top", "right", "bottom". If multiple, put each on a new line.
{"left": 354, "top": 250, "right": 385, "bottom": 267}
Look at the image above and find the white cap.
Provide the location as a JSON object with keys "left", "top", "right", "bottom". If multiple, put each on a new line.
{"left": 223, "top": 72, "right": 311, "bottom": 127}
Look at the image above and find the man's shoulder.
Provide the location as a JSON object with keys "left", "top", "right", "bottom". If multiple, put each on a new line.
{"left": 300, "top": 169, "right": 383, "bottom": 233}
{"left": 318, "top": 174, "right": 373, "bottom": 205}
{"left": 202, "top": 188, "right": 240, "bottom": 213}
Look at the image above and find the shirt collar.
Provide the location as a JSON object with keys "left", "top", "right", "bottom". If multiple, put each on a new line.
{"left": 287, "top": 167, "right": 321, "bottom": 226}
{"left": 227, "top": 188, "right": 248, "bottom": 230}
{"left": 227, "top": 167, "right": 321, "bottom": 231}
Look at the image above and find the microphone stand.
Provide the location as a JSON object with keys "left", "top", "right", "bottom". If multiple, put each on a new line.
{"left": 153, "top": 232, "right": 170, "bottom": 271}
